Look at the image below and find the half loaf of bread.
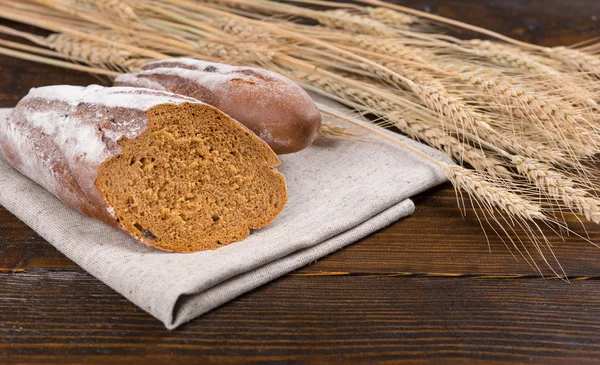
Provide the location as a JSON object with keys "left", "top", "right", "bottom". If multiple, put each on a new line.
{"left": 115, "top": 58, "right": 322, "bottom": 154}
{"left": 0, "top": 85, "right": 287, "bottom": 252}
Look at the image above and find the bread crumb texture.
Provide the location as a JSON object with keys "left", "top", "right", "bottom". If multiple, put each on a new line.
{"left": 96, "top": 102, "right": 287, "bottom": 252}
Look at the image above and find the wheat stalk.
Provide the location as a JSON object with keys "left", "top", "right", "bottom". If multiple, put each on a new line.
{"left": 45, "top": 33, "right": 134, "bottom": 71}
{"left": 318, "top": 119, "right": 370, "bottom": 140}
{"left": 295, "top": 69, "right": 512, "bottom": 177}
{"left": 293, "top": 57, "right": 578, "bottom": 180}
{"left": 441, "top": 65, "right": 599, "bottom": 158}
{"left": 194, "top": 39, "right": 276, "bottom": 67}
{"left": 545, "top": 46, "right": 600, "bottom": 79}
{"left": 76, "top": 0, "right": 139, "bottom": 23}
{"left": 464, "top": 39, "right": 562, "bottom": 74}
{"left": 352, "top": 35, "right": 433, "bottom": 63}
{"left": 356, "top": 0, "right": 547, "bottom": 51}
{"left": 0, "top": 5, "right": 170, "bottom": 59}
{"left": 210, "top": 17, "right": 272, "bottom": 41}
{"left": 122, "top": 58, "right": 154, "bottom": 72}
{"left": 362, "top": 7, "right": 415, "bottom": 28}
{"left": 317, "top": 9, "right": 395, "bottom": 36}
{"left": 443, "top": 163, "right": 547, "bottom": 221}
{"left": 512, "top": 156, "right": 600, "bottom": 223}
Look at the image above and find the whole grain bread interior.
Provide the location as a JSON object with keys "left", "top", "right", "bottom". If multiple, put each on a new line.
{"left": 97, "top": 102, "right": 287, "bottom": 252}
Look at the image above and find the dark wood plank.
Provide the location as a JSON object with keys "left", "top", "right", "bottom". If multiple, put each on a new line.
{"left": 416, "top": 0, "right": 600, "bottom": 46}
{"left": 2, "top": 272, "right": 600, "bottom": 364}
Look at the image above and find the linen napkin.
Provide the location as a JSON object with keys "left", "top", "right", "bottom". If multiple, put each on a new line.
{"left": 0, "top": 105, "right": 447, "bottom": 329}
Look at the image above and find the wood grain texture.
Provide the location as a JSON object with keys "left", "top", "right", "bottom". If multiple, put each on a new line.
{"left": 1, "top": 1, "right": 600, "bottom": 364}
{"left": 3, "top": 273, "right": 600, "bottom": 364}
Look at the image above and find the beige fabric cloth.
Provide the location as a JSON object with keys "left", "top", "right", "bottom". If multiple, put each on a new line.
{"left": 0, "top": 105, "right": 447, "bottom": 329}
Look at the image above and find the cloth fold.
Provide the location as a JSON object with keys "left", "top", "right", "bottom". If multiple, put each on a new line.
{"left": 0, "top": 106, "right": 447, "bottom": 329}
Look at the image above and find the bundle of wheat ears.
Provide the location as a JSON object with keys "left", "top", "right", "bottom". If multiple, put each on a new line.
{"left": 0, "top": 0, "right": 599, "bottom": 276}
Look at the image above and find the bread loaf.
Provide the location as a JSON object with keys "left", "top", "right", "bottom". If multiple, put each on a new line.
{"left": 115, "top": 58, "right": 322, "bottom": 154}
{"left": 0, "top": 85, "right": 287, "bottom": 252}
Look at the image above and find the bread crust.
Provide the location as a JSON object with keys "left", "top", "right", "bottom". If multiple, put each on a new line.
{"left": 116, "top": 58, "right": 322, "bottom": 154}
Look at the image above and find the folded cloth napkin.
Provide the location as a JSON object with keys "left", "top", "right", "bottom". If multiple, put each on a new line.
{"left": 0, "top": 104, "right": 447, "bottom": 329}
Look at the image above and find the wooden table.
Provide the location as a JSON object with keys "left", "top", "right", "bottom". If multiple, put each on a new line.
{"left": 1, "top": 1, "right": 600, "bottom": 364}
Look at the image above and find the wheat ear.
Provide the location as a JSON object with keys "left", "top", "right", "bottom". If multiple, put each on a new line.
{"left": 443, "top": 164, "right": 547, "bottom": 221}
{"left": 313, "top": 8, "right": 396, "bottom": 36}
{"left": 442, "top": 65, "right": 599, "bottom": 158}
{"left": 352, "top": 35, "right": 434, "bottom": 64}
{"left": 308, "top": 44, "right": 575, "bottom": 167}
{"left": 450, "top": 40, "right": 600, "bottom": 111}
{"left": 362, "top": 7, "right": 415, "bottom": 27}
{"left": 464, "top": 39, "right": 562, "bottom": 74}
{"left": 210, "top": 17, "right": 272, "bottom": 41}
{"left": 512, "top": 156, "right": 600, "bottom": 223}
{"left": 209, "top": 0, "right": 397, "bottom": 37}
{"left": 318, "top": 119, "right": 369, "bottom": 140}
{"left": 76, "top": 0, "right": 139, "bottom": 23}
{"left": 545, "top": 46, "right": 600, "bottom": 79}
{"left": 397, "top": 78, "right": 571, "bottom": 166}
{"left": 44, "top": 33, "right": 134, "bottom": 72}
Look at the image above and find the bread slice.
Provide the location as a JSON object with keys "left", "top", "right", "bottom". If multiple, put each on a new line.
{"left": 0, "top": 85, "right": 287, "bottom": 252}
